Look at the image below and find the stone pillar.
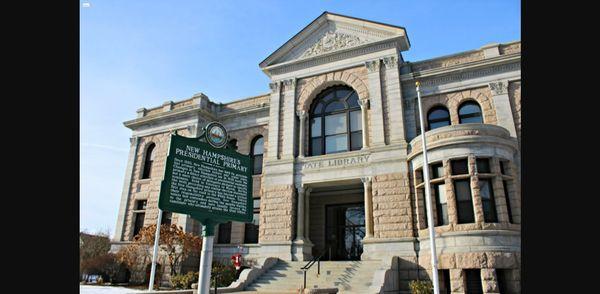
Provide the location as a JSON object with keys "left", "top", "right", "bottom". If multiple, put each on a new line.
{"left": 382, "top": 55, "right": 406, "bottom": 143}
{"left": 358, "top": 98, "right": 370, "bottom": 149}
{"left": 469, "top": 155, "right": 485, "bottom": 224}
{"left": 266, "top": 81, "right": 281, "bottom": 160}
{"left": 361, "top": 177, "right": 374, "bottom": 238}
{"left": 489, "top": 80, "right": 517, "bottom": 138}
{"left": 450, "top": 269, "right": 465, "bottom": 294}
{"left": 292, "top": 183, "right": 312, "bottom": 261}
{"left": 297, "top": 110, "right": 307, "bottom": 157}
{"left": 365, "top": 59, "right": 386, "bottom": 146}
{"left": 295, "top": 186, "right": 305, "bottom": 241}
{"left": 113, "top": 136, "right": 140, "bottom": 242}
{"left": 304, "top": 188, "right": 312, "bottom": 243}
{"left": 281, "top": 78, "right": 297, "bottom": 159}
{"left": 481, "top": 268, "right": 499, "bottom": 293}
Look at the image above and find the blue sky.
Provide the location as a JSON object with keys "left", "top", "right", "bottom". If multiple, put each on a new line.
{"left": 80, "top": 0, "right": 520, "bottom": 235}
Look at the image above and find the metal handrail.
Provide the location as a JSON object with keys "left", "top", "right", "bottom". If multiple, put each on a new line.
{"left": 300, "top": 246, "right": 329, "bottom": 290}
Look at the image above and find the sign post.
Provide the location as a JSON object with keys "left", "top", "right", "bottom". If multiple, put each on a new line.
{"left": 157, "top": 122, "right": 253, "bottom": 294}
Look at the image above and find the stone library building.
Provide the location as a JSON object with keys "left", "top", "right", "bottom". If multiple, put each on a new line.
{"left": 111, "top": 12, "right": 521, "bottom": 294}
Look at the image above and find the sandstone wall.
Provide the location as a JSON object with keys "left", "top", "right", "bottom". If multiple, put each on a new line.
{"left": 371, "top": 172, "right": 414, "bottom": 238}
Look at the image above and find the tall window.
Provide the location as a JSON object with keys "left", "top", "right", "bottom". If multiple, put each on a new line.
{"left": 452, "top": 158, "right": 475, "bottom": 224}
{"left": 427, "top": 106, "right": 451, "bottom": 130}
{"left": 132, "top": 200, "right": 147, "bottom": 238}
{"left": 479, "top": 179, "right": 498, "bottom": 222}
{"left": 309, "top": 86, "right": 362, "bottom": 156}
{"left": 439, "top": 269, "right": 451, "bottom": 294}
{"left": 142, "top": 143, "right": 156, "bottom": 179}
{"left": 458, "top": 101, "right": 483, "bottom": 124}
{"left": 434, "top": 183, "right": 449, "bottom": 226}
{"left": 217, "top": 222, "right": 231, "bottom": 244}
{"left": 251, "top": 136, "right": 264, "bottom": 175}
{"left": 161, "top": 211, "right": 173, "bottom": 226}
{"left": 244, "top": 198, "right": 260, "bottom": 244}
{"left": 464, "top": 269, "right": 483, "bottom": 294}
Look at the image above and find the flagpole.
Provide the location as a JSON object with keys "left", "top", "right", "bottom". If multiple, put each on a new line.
{"left": 415, "top": 81, "right": 440, "bottom": 294}
{"left": 148, "top": 208, "right": 163, "bottom": 291}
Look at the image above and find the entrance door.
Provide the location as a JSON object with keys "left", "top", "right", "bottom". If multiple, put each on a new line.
{"left": 325, "top": 203, "right": 365, "bottom": 260}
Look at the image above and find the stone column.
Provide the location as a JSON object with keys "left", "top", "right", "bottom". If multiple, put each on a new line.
{"left": 297, "top": 110, "right": 307, "bottom": 157}
{"left": 450, "top": 269, "right": 465, "bottom": 294}
{"left": 266, "top": 81, "right": 281, "bottom": 160}
{"left": 382, "top": 55, "right": 406, "bottom": 143}
{"left": 361, "top": 177, "right": 374, "bottom": 238}
{"left": 481, "top": 268, "right": 499, "bottom": 293}
{"left": 113, "top": 136, "right": 140, "bottom": 242}
{"left": 358, "top": 98, "right": 370, "bottom": 149}
{"left": 489, "top": 80, "right": 517, "bottom": 138}
{"left": 295, "top": 186, "right": 306, "bottom": 241}
{"left": 365, "top": 59, "right": 386, "bottom": 146}
{"left": 304, "top": 188, "right": 312, "bottom": 243}
{"left": 281, "top": 78, "right": 297, "bottom": 159}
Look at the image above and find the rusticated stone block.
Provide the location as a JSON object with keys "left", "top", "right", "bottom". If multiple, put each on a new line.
{"left": 455, "top": 252, "right": 487, "bottom": 268}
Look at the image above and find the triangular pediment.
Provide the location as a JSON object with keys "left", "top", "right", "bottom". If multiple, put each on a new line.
{"left": 260, "top": 12, "right": 410, "bottom": 69}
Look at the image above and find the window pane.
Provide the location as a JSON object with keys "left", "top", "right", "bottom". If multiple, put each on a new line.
{"left": 325, "top": 134, "right": 348, "bottom": 153}
{"left": 350, "top": 110, "right": 362, "bottom": 131}
{"left": 476, "top": 158, "right": 490, "bottom": 173}
{"left": 479, "top": 179, "right": 497, "bottom": 222}
{"left": 253, "top": 155, "right": 263, "bottom": 175}
{"left": 322, "top": 92, "right": 335, "bottom": 102}
{"left": 431, "top": 163, "right": 444, "bottom": 179}
{"left": 252, "top": 137, "right": 264, "bottom": 155}
{"left": 313, "top": 103, "right": 323, "bottom": 114}
{"left": 350, "top": 131, "right": 362, "bottom": 151}
{"left": 460, "top": 116, "right": 483, "bottom": 124}
{"left": 347, "top": 92, "right": 359, "bottom": 108}
{"left": 217, "top": 222, "right": 231, "bottom": 244}
{"left": 465, "top": 269, "right": 483, "bottom": 294}
{"left": 336, "top": 89, "right": 351, "bottom": 99}
{"left": 136, "top": 200, "right": 147, "bottom": 210}
{"left": 311, "top": 138, "right": 323, "bottom": 155}
{"left": 325, "top": 113, "right": 347, "bottom": 135}
{"left": 454, "top": 180, "right": 475, "bottom": 223}
{"left": 429, "top": 108, "right": 450, "bottom": 120}
{"left": 503, "top": 181, "right": 513, "bottom": 223}
{"left": 500, "top": 160, "right": 508, "bottom": 175}
{"left": 311, "top": 117, "right": 322, "bottom": 137}
{"left": 429, "top": 121, "right": 450, "bottom": 130}
{"left": 459, "top": 103, "right": 481, "bottom": 116}
{"left": 434, "top": 184, "right": 448, "bottom": 226}
{"left": 325, "top": 101, "right": 346, "bottom": 113}
{"left": 455, "top": 180, "right": 472, "bottom": 201}
{"left": 451, "top": 159, "right": 469, "bottom": 175}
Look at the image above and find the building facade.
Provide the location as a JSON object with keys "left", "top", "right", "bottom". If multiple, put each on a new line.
{"left": 112, "top": 12, "right": 521, "bottom": 293}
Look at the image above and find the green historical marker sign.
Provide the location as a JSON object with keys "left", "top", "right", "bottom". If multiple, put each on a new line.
{"left": 158, "top": 131, "right": 253, "bottom": 226}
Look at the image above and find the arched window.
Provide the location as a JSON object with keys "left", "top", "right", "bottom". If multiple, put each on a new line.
{"left": 309, "top": 86, "right": 362, "bottom": 156}
{"left": 427, "top": 106, "right": 450, "bottom": 130}
{"left": 141, "top": 143, "right": 155, "bottom": 179}
{"left": 458, "top": 101, "right": 483, "bottom": 124}
{"left": 251, "top": 136, "right": 264, "bottom": 175}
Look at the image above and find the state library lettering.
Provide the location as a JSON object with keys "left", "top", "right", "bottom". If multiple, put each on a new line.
{"left": 111, "top": 12, "right": 521, "bottom": 293}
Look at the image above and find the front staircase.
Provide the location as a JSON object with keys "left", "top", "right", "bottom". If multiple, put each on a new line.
{"left": 244, "top": 260, "right": 383, "bottom": 293}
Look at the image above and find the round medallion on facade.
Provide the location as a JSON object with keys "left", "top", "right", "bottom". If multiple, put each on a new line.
{"left": 205, "top": 122, "right": 228, "bottom": 148}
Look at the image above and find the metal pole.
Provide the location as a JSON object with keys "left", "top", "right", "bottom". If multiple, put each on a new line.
{"left": 148, "top": 209, "right": 163, "bottom": 291}
{"left": 415, "top": 81, "right": 440, "bottom": 294}
{"left": 198, "top": 221, "right": 215, "bottom": 294}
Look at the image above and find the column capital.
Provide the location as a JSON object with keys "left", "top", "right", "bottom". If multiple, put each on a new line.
{"left": 296, "top": 110, "right": 307, "bottom": 119}
{"left": 269, "top": 81, "right": 281, "bottom": 92}
{"left": 489, "top": 80, "right": 508, "bottom": 95}
{"left": 361, "top": 176, "right": 372, "bottom": 184}
{"left": 358, "top": 98, "right": 370, "bottom": 109}
{"left": 382, "top": 56, "right": 398, "bottom": 69}
{"left": 283, "top": 78, "right": 296, "bottom": 89}
{"left": 365, "top": 60, "right": 380, "bottom": 73}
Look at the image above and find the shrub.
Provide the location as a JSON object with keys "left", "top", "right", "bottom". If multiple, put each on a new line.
{"left": 81, "top": 253, "right": 128, "bottom": 283}
{"left": 211, "top": 262, "right": 237, "bottom": 288}
{"left": 171, "top": 271, "right": 198, "bottom": 289}
{"left": 409, "top": 280, "right": 433, "bottom": 294}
